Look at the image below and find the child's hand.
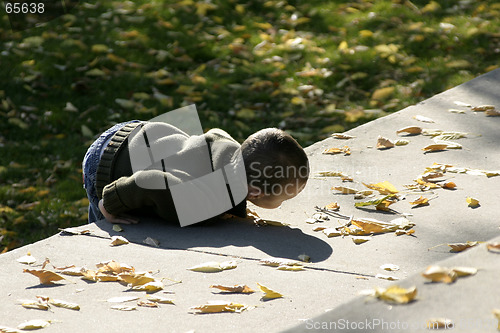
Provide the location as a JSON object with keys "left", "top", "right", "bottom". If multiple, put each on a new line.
{"left": 98, "top": 199, "right": 140, "bottom": 224}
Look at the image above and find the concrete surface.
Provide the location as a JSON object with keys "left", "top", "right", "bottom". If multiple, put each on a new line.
{"left": 1, "top": 68, "right": 499, "bottom": 332}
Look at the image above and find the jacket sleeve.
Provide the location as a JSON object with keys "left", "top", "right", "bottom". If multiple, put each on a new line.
{"left": 101, "top": 170, "right": 178, "bottom": 220}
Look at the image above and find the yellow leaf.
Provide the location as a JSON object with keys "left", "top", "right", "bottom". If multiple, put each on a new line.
{"left": 493, "top": 309, "right": 500, "bottom": 329}
{"left": 331, "top": 133, "right": 355, "bottom": 139}
{"left": 17, "top": 320, "right": 51, "bottom": 330}
{"left": 110, "top": 304, "right": 137, "bottom": 311}
{"left": 451, "top": 266, "right": 477, "bottom": 277}
{"left": 371, "top": 87, "right": 394, "bottom": 101}
{"left": 421, "top": 265, "right": 457, "bottom": 283}
{"left": 188, "top": 261, "right": 237, "bottom": 273}
{"left": 324, "top": 202, "right": 340, "bottom": 211}
{"left": 332, "top": 186, "right": 358, "bottom": 194}
{"left": 422, "top": 144, "right": 448, "bottom": 152}
{"left": 376, "top": 136, "right": 395, "bottom": 149}
{"left": 137, "top": 300, "right": 159, "bottom": 308}
{"left": 410, "top": 196, "right": 429, "bottom": 207}
{"left": 421, "top": 1, "right": 440, "bottom": 13}
{"left": 257, "top": 283, "right": 283, "bottom": 300}
{"left": 210, "top": 284, "right": 255, "bottom": 294}
{"left": 363, "top": 181, "right": 399, "bottom": 194}
{"left": 448, "top": 241, "right": 479, "bottom": 252}
{"left": 190, "top": 300, "right": 247, "bottom": 313}
{"left": 110, "top": 235, "right": 129, "bottom": 246}
{"left": 396, "top": 126, "right": 422, "bottom": 135}
{"left": 466, "top": 197, "right": 480, "bottom": 207}
{"left": 323, "top": 228, "right": 343, "bottom": 237}
{"left": 260, "top": 257, "right": 302, "bottom": 267}
{"left": 147, "top": 295, "right": 175, "bottom": 304}
{"left": 107, "top": 296, "right": 140, "bottom": 303}
{"left": 291, "top": 96, "right": 305, "bottom": 105}
{"left": 118, "top": 272, "right": 155, "bottom": 286}
{"left": 23, "top": 269, "right": 65, "bottom": 285}
{"left": 21, "top": 296, "right": 50, "bottom": 310}
{"left": 359, "top": 30, "right": 373, "bottom": 38}
{"left": 352, "top": 236, "right": 371, "bottom": 244}
{"left": 91, "top": 44, "right": 109, "bottom": 53}
{"left": 49, "top": 298, "right": 80, "bottom": 310}
{"left": 277, "top": 265, "right": 304, "bottom": 271}
{"left": 131, "top": 280, "right": 164, "bottom": 292}
{"left": 323, "top": 146, "right": 351, "bottom": 155}
{"left": 374, "top": 285, "right": 417, "bottom": 304}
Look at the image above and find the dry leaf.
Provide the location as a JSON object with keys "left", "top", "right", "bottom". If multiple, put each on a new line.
{"left": 451, "top": 266, "right": 477, "bottom": 277}
{"left": 188, "top": 261, "right": 237, "bottom": 273}
{"left": 396, "top": 126, "right": 422, "bottom": 135}
{"left": 395, "top": 139, "right": 409, "bottom": 146}
{"left": 324, "top": 202, "right": 340, "bottom": 211}
{"left": 147, "top": 295, "right": 175, "bottom": 304}
{"left": 313, "top": 226, "right": 327, "bottom": 232}
{"left": 332, "top": 186, "right": 358, "bottom": 194}
{"left": 317, "top": 171, "right": 348, "bottom": 178}
{"left": 363, "top": 181, "right": 398, "bottom": 194}
{"left": 107, "top": 296, "right": 140, "bottom": 303}
{"left": 21, "top": 295, "right": 50, "bottom": 310}
{"left": 466, "top": 197, "right": 480, "bottom": 207}
{"left": 426, "top": 318, "right": 454, "bottom": 329}
{"left": 261, "top": 220, "right": 290, "bottom": 227}
{"left": 486, "top": 242, "right": 500, "bottom": 253}
{"left": 448, "top": 241, "right": 479, "bottom": 252}
{"left": 422, "top": 144, "right": 448, "bottom": 152}
{"left": 277, "top": 265, "right": 305, "bottom": 271}
{"left": 17, "top": 253, "right": 37, "bottom": 265}
{"left": 49, "top": 298, "right": 80, "bottom": 310}
{"left": 374, "top": 285, "right": 417, "bottom": 304}
{"left": 441, "top": 182, "right": 456, "bottom": 189}
{"left": 260, "top": 257, "right": 302, "bottom": 267}
{"left": 410, "top": 196, "right": 429, "bottom": 207}
{"left": 376, "top": 136, "right": 395, "bottom": 149}
{"left": 111, "top": 305, "right": 137, "bottom": 311}
{"left": 485, "top": 109, "right": 500, "bottom": 116}
{"left": 130, "top": 280, "right": 164, "bottom": 292}
{"left": 380, "top": 264, "right": 400, "bottom": 271}
{"left": 210, "top": 284, "right": 255, "bottom": 294}
{"left": 492, "top": 309, "right": 500, "bottom": 329}
{"left": 323, "top": 146, "right": 351, "bottom": 155}
{"left": 0, "top": 325, "right": 20, "bottom": 333}
{"left": 352, "top": 236, "right": 372, "bottom": 244}
{"left": 322, "top": 228, "right": 343, "bottom": 237}
{"left": 58, "top": 227, "right": 91, "bottom": 235}
{"left": 118, "top": 272, "right": 155, "bottom": 286}
{"left": 422, "top": 265, "right": 457, "bottom": 283}
{"left": 143, "top": 237, "right": 160, "bottom": 247}
{"left": 23, "top": 269, "right": 65, "bottom": 285}
{"left": 331, "top": 133, "right": 355, "bottom": 139}
{"left": 60, "top": 266, "right": 85, "bottom": 276}
{"left": 257, "top": 283, "right": 283, "bottom": 300}
{"left": 190, "top": 300, "right": 247, "bottom": 314}
{"left": 471, "top": 105, "right": 495, "bottom": 111}
{"left": 137, "top": 300, "right": 159, "bottom": 308}
{"left": 110, "top": 235, "right": 129, "bottom": 246}
{"left": 17, "top": 320, "right": 51, "bottom": 330}
{"left": 413, "top": 115, "right": 435, "bottom": 123}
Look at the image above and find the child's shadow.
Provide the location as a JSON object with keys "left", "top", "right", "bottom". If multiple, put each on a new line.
{"left": 95, "top": 216, "right": 333, "bottom": 263}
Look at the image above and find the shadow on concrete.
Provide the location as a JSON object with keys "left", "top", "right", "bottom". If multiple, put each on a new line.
{"left": 95, "top": 217, "right": 333, "bottom": 263}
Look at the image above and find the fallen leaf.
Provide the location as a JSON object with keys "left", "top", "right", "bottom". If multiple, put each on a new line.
{"left": 21, "top": 296, "right": 50, "bottom": 310}
{"left": 380, "top": 264, "right": 400, "bottom": 271}
{"left": 323, "top": 146, "right": 351, "bottom": 155}
{"left": 485, "top": 109, "right": 500, "bottom": 116}
{"left": 486, "top": 242, "right": 500, "bottom": 253}
{"left": 441, "top": 182, "right": 456, "bottom": 189}
{"left": 332, "top": 186, "right": 358, "bottom": 194}
{"left": 422, "top": 144, "right": 448, "bottom": 152}
{"left": 17, "top": 320, "right": 51, "bottom": 330}
{"left": 331, "top": 133, "right": 355, "bottom": 139}
{"left": 210, "top": 284, "right": 255, "bottom": 294}
{"left": 190, "top": 300, "right": 247, "bottom": 313}
{"left": 188, "top": 261, "right": 237, "bottom": 273}
{"left": 413, "top": 115, "right": 435, "bottom": 123}
{"left": 17, "top": 253, "right": 36, "bottom": 265}
{"left": 376, "top": 136, "right": 395, "bottom": 149}
{"left": 147, "top": 295, "right": 175, "bottom": 304}
{"left": 112, "top": 224, "right": 123, "bottom": 232}
{"left": 130, "top": 280, "right": 164, "bottom": 292}
{"left": 374, "top": 285, "right": 417, "bottom": 304}
{"left": 111, "top": 305, "right": 137, "bottom": 311}
{"left": 118, "top": 272, "right": 155, "bottom": 286}
{"left": 493, "top": 309, "right": 500, "bottom": 329}
{"left": 137, "top": 300, "right": 159, "bottom": 308}
{"left": 60, "top": 267, "right": 85, "bottom": 276}
{"left": 143, "top": 237, "right": 160, "bottom": 247}
{"left": 426, "top": 318, "right": 454, "bottom": 329}
{"left": 352, "top": 236, "right": 372, "bottom": 244}
{"left": 0, "top": 325, "right": 20, "bottom": 333}
{"left": 395, "top": 139, "right": 409, "bottom": 146}
{"left": 421, "top": 265, "right": 457, "bottom": 283}
{"left": 466, "top": 197, "right": 480, "bottom": 207}
{"left": 49, "top": 298, "right": 80, "bottom": 310}
{"left": 471, "top": 105, "right": 495, "bottom": 111}
{"left": 58, "top": 227, "right": 91, "bottom": 235}
{"left": 23, "top": 269, "right": 65, "bottom": 285}
{"left": 257, "top": 283, "right": 283, "bottom": 300}
{"left": 363, "top": 181, "right": 399, "bottom": 194}
{"left": 354, "top": 195, "right": 396, "bottom": 211}
{"left": 396, "top": 126, "right": 422, "bottom": 135}
{"left": 260, "top": 257, "right": 302, "bottom": 267}
{"left": 322, "top": 228, "right": 343, "bottom": 237}
{"left": 110, "top": 235, "right": 129, "bottom": 246}
{"left": 297, "top": 254, "right": 310, "bottom": 262}
{"left": 448, "top": 241, "right": 479, "bottom": 252}
{"left": 451, "top": 266, "right": 477, "bottom": 277}
{"left": 410, "top": 196, "right": 429, "bottom": 207}
{"left": 277, "top": 265, "right": 305, "bottom": 271}
{"left": 324, "top": 202, "right": 340, "bottom": 211}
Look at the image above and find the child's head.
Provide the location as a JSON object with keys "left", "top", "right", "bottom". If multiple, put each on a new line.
{"left": 241, "top": 128, "right": 309, "bottom": 209}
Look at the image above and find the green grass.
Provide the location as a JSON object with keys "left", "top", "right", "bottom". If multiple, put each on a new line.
{"left": 1, "top": 0, "right": 499, "bottom": 252}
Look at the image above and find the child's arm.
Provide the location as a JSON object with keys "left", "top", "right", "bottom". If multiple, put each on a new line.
{"left": 98, "top": 199, "right": 140, "bottom": 224}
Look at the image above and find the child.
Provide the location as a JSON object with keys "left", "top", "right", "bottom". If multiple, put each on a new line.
{"left": 82, "top": 120, "right": 309, "bottom": 226}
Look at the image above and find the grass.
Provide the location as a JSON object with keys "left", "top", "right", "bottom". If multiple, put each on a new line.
{"left": 1, "top": 0, "right": 499, "bottom": 252}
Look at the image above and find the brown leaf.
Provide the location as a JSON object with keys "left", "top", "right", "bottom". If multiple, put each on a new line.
{"left": 323, "top": 146, "right": 351, "bottom": 155}
{"left": 324, "top": 202, "right": 340, "bottom": 211}
{"left": 410, "top": 196, "right": 429, "bottom": 207}
{"left": 210, "top": 284, "right": 255, "bottom": 294}
{"left": 422, "top": 144, "right": 448, "bottom": 152}
{"left": 422, "top": 265, "right": 457, "bottom": 283}
{"left": 376, "top": 136, "right": 394, "bottom": 149}
{"left": 396, "top": 126, "right": 422, "bottom": 135}
{"left": 486, "top": 242, "right": 500, "bottom": 253}
{"left": 448, "top": 241, "right": 479, "bottom": 252}
{"left": 23, "top": 269, "right": 65, "bottom": 285}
